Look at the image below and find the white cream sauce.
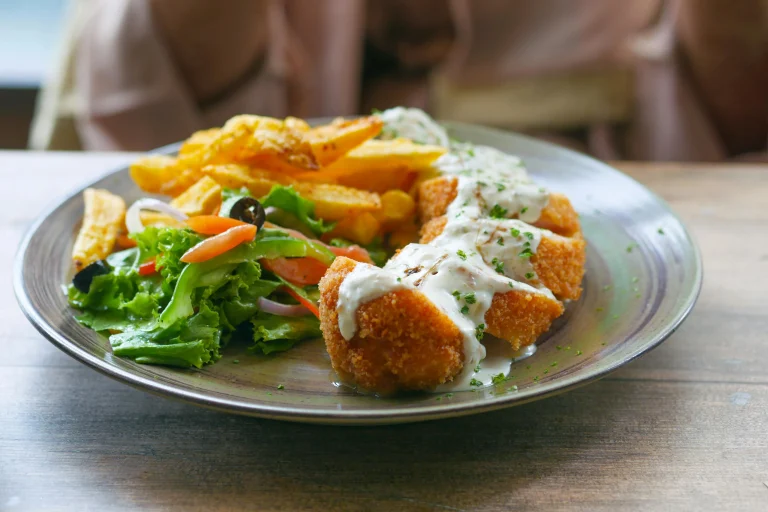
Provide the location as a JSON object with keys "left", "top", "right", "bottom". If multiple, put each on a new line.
{"left": 336, "top": 108, "right": 552, "bottom": 391}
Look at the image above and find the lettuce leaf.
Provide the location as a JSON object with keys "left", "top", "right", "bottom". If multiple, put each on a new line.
{"left": 260, "top": 185, "right": 334, "bottom": 236}
{"left": 250, "top": 312, "right": 321, "bottom": 355}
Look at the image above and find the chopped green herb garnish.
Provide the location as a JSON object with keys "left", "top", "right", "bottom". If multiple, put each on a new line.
{"left": 510, "top": 228, "right": 521, "bottom": 237}
{"left": 520, "top": 207, "right": 529, "bottom": 214}
{"left": 233, "top": 359, "right": 240, "bottom": 364}
{"left": 436, "top": 397, "right": 442, "bottom": 401}
{"left": 456, "top": 250, "right": 467, "bottom": 260}
{"left": 461, "top": 305, "right": 470, "bottom": 315}
{"left": 626, "top": 243, "right": 638, "bottom": 253}
{"left": 445, "top": 393, "right": 454, "bottom": 398}
{"left": 497, "top": 237, "right": 504, "bottom": 246}
{"left": 550, "top": 362, "right": 558, "bottom": 367}
{"left": 525, "top": 272, "right": 535, "bottom": 279}
{"left": 632, "top": 277, "right": 639, "bottom": 283}
{"left": 477, "top": 181, "right": 488, "bottom": 188}
{"left": 556, "top": 345, "right": 563, "bottom": 350}
{"left": 576, "top": 350, "right": 583, "bottom": 356}
{"left": 533, "top": 376, "right": 539, "bottom": 381}
{"left": 496, "top": 183, "right": 506, "bottom": 192}
{"left": 467, "top": 148, "right": 475, "bottom": 157}
{"left": 658, "top": 228, "right": 665, "bottom": 235}
{"left": 475, "top": 323, "right": 486, "bottom": 340}
{"left": 489, "top": 204, "right": 508, "bottom": 219}
{"left": 524, "top": 232, "right": 534, "bottom": 240}
{"left": 277, "top": 384, "right": 285, "bottom": 390}
{"left": 491, "top": 373, "right": 508, "bottom": 384}
{"left": 474, "top": 364, "right": 481, "bottom": 372}
{"left": 518, "top": 247, "right": 533, "bottom": 258}
{"left": 397, "top": 277, "right": 401, "bottom": 282}
{"left": 508, "top": 281, "right": 515, "bottom": 288}
{"left": 507, "top": 385, "right": 519, "bottom": 392}
{"left": 452, "top": 290, "right": 461, "bottom": 299}
{"left": 464, "top": 293, "right": 476, "bottom": 305}
{"left": 469, "top": 378, "right": 483, "bottom": 387}
{"left": 543, "top": 369, "right": 549, "bottom": 374}
{"left": 491, "top": 257, "right": 505, "bottom": 274}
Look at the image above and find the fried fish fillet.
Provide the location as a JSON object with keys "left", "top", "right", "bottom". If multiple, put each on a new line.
{"left": 419, "top": 217, "right": 586, "bottom": 301}
{"left": 418, "top": 176, "right": 581, "bottom": 237}
{"left": 319, "top": 257, "right": 564, "bottom": 393}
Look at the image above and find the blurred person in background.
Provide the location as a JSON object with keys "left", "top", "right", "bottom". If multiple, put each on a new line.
{"left": 31, "top": 0, "right": 767, "bottom": 162}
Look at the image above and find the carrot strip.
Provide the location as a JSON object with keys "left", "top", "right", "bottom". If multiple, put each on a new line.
{"left": 180, "top": 224, "right": 257, "bottom": 263}
{"left": 261, "top": 257, "right": 328, "bottom": 286}
{"left": 283, "top": 286, "right": 320, "bottom": 319}
{"left": 186, "top": 215, "right": 248, "bottom": 235}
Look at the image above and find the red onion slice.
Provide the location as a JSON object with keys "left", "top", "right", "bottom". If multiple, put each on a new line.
{"left": 126, "top": 198, "right": 189, "bottom": 234}
{"left": 257, "top": 297, "right": 312, "bottom": 317}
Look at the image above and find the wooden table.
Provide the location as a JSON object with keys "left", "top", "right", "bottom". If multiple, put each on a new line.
{"left": 1, "top": 152, "right": 766, "bottom": 512}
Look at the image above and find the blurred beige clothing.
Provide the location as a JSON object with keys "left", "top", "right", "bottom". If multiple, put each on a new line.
{"left": 31, "top": 0, "right": 767, "bottom": 161}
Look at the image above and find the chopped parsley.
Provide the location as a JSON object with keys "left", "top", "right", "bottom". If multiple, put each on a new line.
{"left": 233, "top": 359, "right": 240, "bottom": 364}
{"left": 461, "top": 305, "right": 470, "bottom": 315}
{"left": 491, "top": 257, "right": 505, "bottom": 274}
{"left": 477, "top": 181, "right": 488, "bottom": 188}
{"left": 525, "top": 272, "right": 535, "bottom": 279}
{"left": 396, "top": 277, "right": 401, "bottom": 282}
{"left": 556, "top": 345, "right": 563, "bottom": 350}
{"left": 474, "top": 364, "right": 481, "bottom": 372}
{"left": 467, "top": 148, "right": 476, "bottom": 157}
{"left": 464, "top": 293, "right": 476, "bottom": 304}
{"left": 475, "top": 323, "right": 486, "bottom": 340}
{"left": 277, "top": 384, "right": 285, "bottom": 390}
{"left": 456, "top": 249, "right": 467, "bottom": 260}
{"left": 524, "top": 232, "right": 534, "bottom": 240}
{"left": 510, "top": 228, "right": 521, "bottom": 237}
{"left": 508, "top": 281, "right": 515, "bottom": 288}
{"left": 519, "top": 247, "right": 534, "bottom": 258}
{"left": 489, "top": 204, "right": 508, "bottom": 219}
{"left": 497, "top": 237, "right": 504, "bottom": 246}
{"left": 576, "top": 350, "right": 583, "bottom": 356}
{"left": 626, "top": 243, "right": 638, "bottom": 253}
{"left": 550, "top": 362, "right": 558, "bottom": 367}
{"left": 520, "top": 207, "right": 529, "bottom": 214}
{"left": 543, "top": 369, "right": 549, "bottom": 374}
{"left": 445, "top": 393, "right": 454, "bottom": 399}
{"left": 452, "top": 290, "right": 461, "bottom": 299}
{"left": 496, "top": 183, "right": 506, "bottom": 192}
{"left": 658, "top": 228, "right": 665, "bottom": 235}
{"left": 469, "top": 378, "right": 483, "bottom": 387}
{"left": 533, "top": 376, "right": 539, "bottom": 382}
{"left": 491, "top": 373, "right": 509, "bottom": 384}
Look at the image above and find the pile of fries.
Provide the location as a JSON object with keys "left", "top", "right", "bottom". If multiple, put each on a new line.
{"left": 129, "top": 114, "right": 447, "bottom": 247}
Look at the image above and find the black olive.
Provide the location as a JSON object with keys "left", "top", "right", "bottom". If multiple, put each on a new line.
{"left": 72, "top": 260, "right": 111, "bottom": 293}
{"left": 229, "top": 197, "right": 266, "bottom": 229}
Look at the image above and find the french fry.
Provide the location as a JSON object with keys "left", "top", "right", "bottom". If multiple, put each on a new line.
{"left": 169, "top": 176, "right": 222, "bottom": 216}
{"left": 319, "top": 138, "right": 447, "bottom": 175}
{"left": 72, "top": 189, "right": 126, "bottom": 270}
{"left": 325, "top": 212, "right": 381, "bottom": 246}
{"left": 130, "top": 155, "right": 201, "bottom": 197}
{"left": 306, "top": 116, "right": 383, "bottom": 167}
{"left": 375, "top": 190, "right": 416, "bottom": 231}
{"left": 179, "top": 115, "right": 318, "bottom": 173}
{"left": 294, "top": 183, "right": 381, "bottom": 221}
{"left": 202, "top": 164, "right": 296, "bottom": 198}
{"left": 179, "top": 128, "right": 220, "bottom": 156}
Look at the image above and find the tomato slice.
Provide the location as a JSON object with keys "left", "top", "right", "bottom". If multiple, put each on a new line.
{"left": 261, "top": 257, "right": 328, "bottom": 286}
{"left": 283, "top": 286, "right": 320, "bottom": 319}
{"left": 180, "top": 224, "right": 257, "bottom": 263}
{"left": 138, "top": 258, "right": 157, "bottom": 276}
{"left": 330, "top": 245, "right": 373, "bottom": 264}
{"left": 186, "top": 215, "right": 248, "bottom": 235}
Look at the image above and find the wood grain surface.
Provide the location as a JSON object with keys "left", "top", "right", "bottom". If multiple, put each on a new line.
{"left": 1, "top": 152, "right": 767, "bottom": 512}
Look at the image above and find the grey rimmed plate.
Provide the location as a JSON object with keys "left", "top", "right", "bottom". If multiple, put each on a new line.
{"left": 14, "top": 122, "right": 702, "bottom": 425}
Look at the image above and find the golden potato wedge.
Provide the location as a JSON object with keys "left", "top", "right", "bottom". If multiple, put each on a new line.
{"left": 306, "top": 116, "right": 383, "bottom": 167}
{"left": 294, "top": 183, "right": 381, "bottom": 221}
{"left": 375, "top": 190, "right": 416, "bottom": 231}
{"left": 324, "top": 212, "right": 381, "bottom": 246}
{"left": 169, "top": 176, "right": 222, "bottom": 216}
{"left": 202, "top": 164, "right": 297, "bottom": 198}
{"left": 72, "top": 188, "right": 126, "bottom": 270}
{"left": 130, "top": 155, "right": 200, "bottom": 196}
{"left": 179, "top": 128, "right": 220, "bottom": 156}
{"left": 319, "top": 138, "right": 447, "bottom": 175}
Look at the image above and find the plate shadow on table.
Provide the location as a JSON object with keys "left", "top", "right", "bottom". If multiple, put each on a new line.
{"left": 21, "top": 360, "right": 687, "bottom": 511}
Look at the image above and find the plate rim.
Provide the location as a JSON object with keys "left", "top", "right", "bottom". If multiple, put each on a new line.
{"left": 13, "top": 123, "right": 703, "bottom": 425}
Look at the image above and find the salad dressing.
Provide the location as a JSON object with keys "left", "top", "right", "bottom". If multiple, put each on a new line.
{"left": 336, "top": 108, "right": 553, "bottom": 391}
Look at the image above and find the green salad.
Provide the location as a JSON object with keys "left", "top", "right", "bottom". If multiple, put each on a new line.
{"left": 68, "top": 185, "right": 383, "bottom": 368}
